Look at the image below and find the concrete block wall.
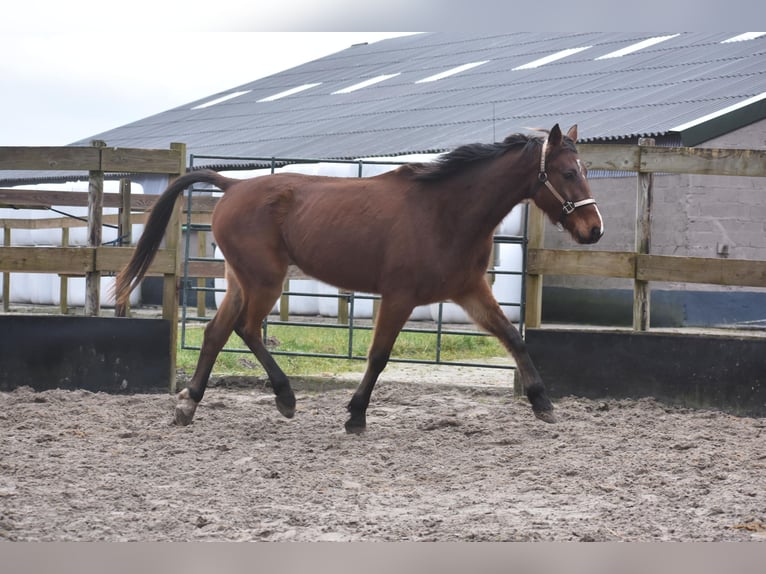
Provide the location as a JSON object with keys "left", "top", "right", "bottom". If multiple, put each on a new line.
{"left": 537, "top": 119, "right": 766, "bottom": 326}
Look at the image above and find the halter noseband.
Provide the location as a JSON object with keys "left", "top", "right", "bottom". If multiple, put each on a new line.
{"left": 538, "top": 137, "right": 597, "bottom": 218}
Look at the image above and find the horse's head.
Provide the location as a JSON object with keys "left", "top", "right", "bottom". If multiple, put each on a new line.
{"left": 530, "top": 124, "right": 603, "bottom": 244}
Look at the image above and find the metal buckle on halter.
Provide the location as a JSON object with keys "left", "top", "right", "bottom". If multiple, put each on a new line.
{"left": 562, "top": 201, "right": 575, "bottom": 215}
{"left": 538, "top": 172, "right": 548, "bottom": 183}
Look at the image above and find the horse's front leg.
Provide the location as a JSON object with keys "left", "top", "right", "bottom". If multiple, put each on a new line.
{"left": 346, "top": 298, "right": 413, "bottom": 433}
{"left": 455, "top": 282, "right": 555, "bottom": 423}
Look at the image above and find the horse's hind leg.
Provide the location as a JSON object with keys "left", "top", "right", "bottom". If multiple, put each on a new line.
{"left": 175, "top": 276, "right": 244, "bottom": 426}
{"left": 454, "top": 281, "right": 555, "bottom": 423}
{"left": 233, "top": 283, "right": 295, "bottom": 418}
{"left": 346, "top": 297, "right": 413, "bottom": 434}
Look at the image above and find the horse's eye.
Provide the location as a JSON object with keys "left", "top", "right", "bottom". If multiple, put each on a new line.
{"left": 563, "top": 170, "right": 577, "bottom": 180}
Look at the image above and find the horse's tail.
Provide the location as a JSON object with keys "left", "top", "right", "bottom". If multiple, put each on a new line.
{"left": 113, "top": 169, "right": 235, "bottom": 309}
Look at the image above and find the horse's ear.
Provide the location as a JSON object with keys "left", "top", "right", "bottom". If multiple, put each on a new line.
{"left": 566, "top": 125, "right": 578, "bottom": 143}
{"left": 549, "top": 124, "right": 562, "bottom": 146}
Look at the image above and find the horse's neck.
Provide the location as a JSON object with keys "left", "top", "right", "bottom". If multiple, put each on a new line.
{"left": 450, "top": 155, "right": 536, "bottom": 237}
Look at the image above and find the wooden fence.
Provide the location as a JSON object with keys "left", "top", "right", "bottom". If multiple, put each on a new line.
{"left": 525, "top": 141, "right": 766, "bottom": 330}
{"left": 0, "top": 143, "right": 186, "bottom": 386}
{"left": 2, "top": 141, "right": 766, "bottom": 389}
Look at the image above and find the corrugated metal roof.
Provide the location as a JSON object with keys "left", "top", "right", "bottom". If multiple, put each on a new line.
{"left": 3, "top": 32, "right": 765, "bottom": 181}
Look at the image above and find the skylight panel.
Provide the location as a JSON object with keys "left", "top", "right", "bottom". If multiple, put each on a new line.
{"left": 257, "top": 83, "right": 322, "bottom": 102}
{"left": 721, "top": 32, "right": 766, "bottom": 43}
{"left": 595, "top": 34, "right": 680, "bottom": 60}
{"left": 192, "top": 90, "right": 251, "bottom": 110}
{"left": 332, "top": 73, "right": 400, "bottom": 94}
{"left": 512, "top": 47, "right": 591, "bottom": 70}
{"left": 415, "top": 61, "right": 490, "bottom": 83}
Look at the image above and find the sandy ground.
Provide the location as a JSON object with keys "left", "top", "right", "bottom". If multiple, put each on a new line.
{"left": 1, "top": 363, "right": 765, "bottom": 542}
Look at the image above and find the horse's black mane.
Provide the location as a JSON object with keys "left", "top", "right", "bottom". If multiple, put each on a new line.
{"left": 407, "top": 132, "right": 575, "bottom": 182}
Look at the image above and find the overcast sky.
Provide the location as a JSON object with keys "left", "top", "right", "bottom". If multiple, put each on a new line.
{"left": 0, "top": 31, "right": 416, "bottom": 147}
{"left": 2, "top": 0, "right": 762, "bottom": 148}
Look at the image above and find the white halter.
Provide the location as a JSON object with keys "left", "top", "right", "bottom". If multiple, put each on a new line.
{"left": 538, "top": 137, "right": 597, "bottom": 217}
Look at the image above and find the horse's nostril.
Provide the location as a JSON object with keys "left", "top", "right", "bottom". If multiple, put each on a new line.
{"left": 591, "top": 226, "right": 603, "bottom": 242}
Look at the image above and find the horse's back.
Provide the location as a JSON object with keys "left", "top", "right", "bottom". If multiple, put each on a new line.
{"left": 210, "top": 170, "right": 417, "bottom": 294}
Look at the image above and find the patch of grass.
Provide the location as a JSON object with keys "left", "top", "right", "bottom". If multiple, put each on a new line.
{"left": 177, "top": 322, "right": 506, "bottom": 377}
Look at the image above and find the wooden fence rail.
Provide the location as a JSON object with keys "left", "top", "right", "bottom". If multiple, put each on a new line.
{"left": 0, "top": 146, "right": 183, "bottom": 174}
{"left": 526, "top": 250, "right": 766, "bottom": 288}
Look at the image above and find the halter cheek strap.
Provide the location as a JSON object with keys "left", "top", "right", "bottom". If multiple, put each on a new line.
{"left": 539, "top": 137, "right": 597, "bottom": 217}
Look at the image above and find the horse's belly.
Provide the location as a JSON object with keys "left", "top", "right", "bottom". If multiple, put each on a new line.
{"left": 282, "top": 196, "right": 422, "bottom": 295}
{"left": 290, "top": 250, "right": 383, "bottom": 294}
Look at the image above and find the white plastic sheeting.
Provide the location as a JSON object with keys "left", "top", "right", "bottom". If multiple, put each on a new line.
{"left": 1, "top": 273, "right": 140, "bottom": 307}
{"left": 1, "top": 180, "right": 144, "bottom": 307}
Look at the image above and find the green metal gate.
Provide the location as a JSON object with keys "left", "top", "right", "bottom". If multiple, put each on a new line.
{"left": 179, "top": 155, "right": 529, "bottom": 373}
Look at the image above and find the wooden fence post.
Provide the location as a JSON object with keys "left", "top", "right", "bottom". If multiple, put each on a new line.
{"left": 338, "top": 291, "right": 349, "bottom": 325}
{"left": 118, "top": 178, "right": 132, "bottom": 247}
{"left": 280, "top": 277, "right": 290, "bottom": 322}
{"left": 116, "top": 178, "right": 132, "bottom": 317}
{"left": 633, "top": 138, "right": 655, "bottom": 331}
{"left": 2, "top": 225, "right": 9, "bottom": 312}
{"left": 85, "top": 140, "right": 107, "bottom": 316}
{"left": 524, "top": 204, "right": 545, "bottom": 329}
{"left": 60, "top": 228, "right": 69, "bottom": 314}
{"left": 163, "top": 142, "right": 186, "bottom": 392}
{"left": 197, "top": 230, "right": 207, "bottom": 318}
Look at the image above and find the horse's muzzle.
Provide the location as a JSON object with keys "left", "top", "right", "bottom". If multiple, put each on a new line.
{"left": 578, "top": 225, "right": 604, "bottom": 244}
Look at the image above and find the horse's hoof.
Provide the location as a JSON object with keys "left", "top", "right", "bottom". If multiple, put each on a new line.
{"left": 344, "top": 417, "right": 366, "bottom": 435}
{"left": 275, "top": 396, "right": 295, "bottom": 419}
{"left": 534, "top": 409, "right": 557, "bottom": 424}
{"left": 175, "top": 389, "right": 198, "bottom": 426}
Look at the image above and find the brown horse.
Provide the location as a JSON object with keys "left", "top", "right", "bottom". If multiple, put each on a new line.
{"left": 115, "top": 123, "right": 603, "bottom": 433}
